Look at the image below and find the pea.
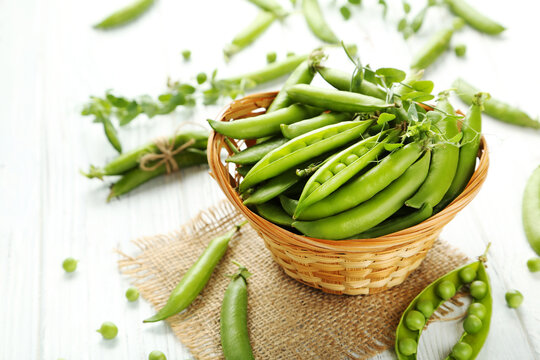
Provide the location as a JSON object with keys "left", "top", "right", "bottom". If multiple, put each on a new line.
{"left": 416, "top": 299, "right": 434, "bottom": 318}
{"left": 451, "top": 341, "right": 473, "bottom": 360}
{"left": 458, "top": 267, "right": 476, "bottom": 283}
{"left": 527, "top": 257, "right": 540, "bottom": 272}
{"left": 125, "top": 287, "right": 140, "bottom": 302}
{"left": 470, "top": 280, "right": 487, "bottom": 300}
{"left": 405, "top": 310, "right": 425, "bottom": 331}
{"left": 148, "top": 350, "right": 167, "bottom": 360}
{"left": 463, "top": 314, "right": 482, "bottom": 334}
{"left": 398, "top": 338, "right": 417, "bottom": 356}
{"left": 97, "top": 321, "right": 118, "bottom": 340}
{"left": 266, "top": 52, "right": 277, "bottom": 64}
{"left": 181, "top": 50, "right": 191, "bottom": 61}
{"left": 455, "top": 44, "right": 467, "bottom": 57}
{"left": 505, "top": 290, "right": 523, "bottom": 308}
{"left": 196, "top": 72, "right": 207, "bottom": 85}
{"left": 340, "top": 6, "right": 351, "bottom": 20}
{"left": 62, "top": 257, "right": 78, "bottom": 273}
{"left": 468, "top": 302, "right": 487, "bottom": 320}
{"left": 436, "top": 280, "right": 456, "bottom": 300}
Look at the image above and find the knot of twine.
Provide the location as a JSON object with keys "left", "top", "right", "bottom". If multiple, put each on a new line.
{"left": 139, "top": 137, "right": 196, "bottom": 174}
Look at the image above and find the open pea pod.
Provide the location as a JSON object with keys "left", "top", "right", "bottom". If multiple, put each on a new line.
{"left": 395, "top": 258, "right": 492, "bottom": 360}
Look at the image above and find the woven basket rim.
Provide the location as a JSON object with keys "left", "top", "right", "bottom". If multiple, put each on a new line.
{"left": 207, "top": 91, "right": 489, "bottom": 252}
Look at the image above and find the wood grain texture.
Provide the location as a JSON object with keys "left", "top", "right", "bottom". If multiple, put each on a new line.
{"left": 0, "top": 0, "right": 538, "bottom": 359}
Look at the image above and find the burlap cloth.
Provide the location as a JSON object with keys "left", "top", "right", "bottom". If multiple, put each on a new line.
{"left": 118, "top": 200, "right": 468, "bottom": 360}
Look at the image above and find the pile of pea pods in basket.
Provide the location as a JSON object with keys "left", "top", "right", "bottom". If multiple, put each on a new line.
{"left": 209, "top": 51, "right": 485, "bottom": 240}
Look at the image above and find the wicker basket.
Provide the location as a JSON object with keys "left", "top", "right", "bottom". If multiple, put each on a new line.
{"left": 208, "top": 92, "right": 489, "bottom": 295}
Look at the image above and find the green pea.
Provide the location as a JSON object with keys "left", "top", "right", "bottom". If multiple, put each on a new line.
{"left": 340, "top": 6, "right": 351, "bottom": 20}
{"left": 196, "top": 72, "right": 207, "bottom": 85}
{"left": 458, "top": 267, "right": 476, "bottom": 283}
{"left": 405, "top": 310, "right": 425, "bottom": 331}
{"left": 416, "top": 299, "right": 434, "bottom": 318}
{"left": 463, "top": 314, "right": 482, "bottom": 334}
{"left": 148, "top": 350, "right": 167, "bottom": 360}
{"left": 455, "top": 44, "right": 467, "bottom": 57}
{"left": 181, "top": 50, "right": 191, "bottom": 61}
{"left": 398, "top": 338, "right": 417, "bottom": 356}
{"left": 527, "top": 257, "right": 540, "bottom": 272}
{"left": 470, "top": 280, "right": 487, "bottom": 300}
{"left": 451, "top": 341, "right": 473, "bottom": 360}
{"left": 468, "top": 302, "right": 487, "bottom": 320}
{"left": 436, "top": 280, "right": 456, "bottom": 300}
{"left": 266, "top": 52, "right": 277, "bottom": 64}
{"left": 505, "top": 290, "right": 523, "bottom": 308}
{"left": 125, "top": 287, "right": 140, "bottom": 302}
{"left": 97, "top": 322, "right": 118, "bottom": 340}
{"left": 62, "top": 257, "right": 78, "bottom": 273}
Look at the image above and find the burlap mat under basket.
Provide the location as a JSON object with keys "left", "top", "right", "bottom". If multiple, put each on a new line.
{"left": 118, "top": 200, "right": 469, "bottom": 360}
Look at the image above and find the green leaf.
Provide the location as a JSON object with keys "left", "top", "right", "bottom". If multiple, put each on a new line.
{"left": 407, "top": 101, "right": 419, "bottom": 122}
{"left": 397, "top": 18, "right": 408, "bottom": 32}
{"left": 377, "top": 112, "right": 396, "bottom": 125}
{"left": 402, "top": 91, "right": 434, "bottom": 102}
{"left": 106, "top": 93, "right": 129, "bottom": 108}
{"left": 363, "top": 66, "right": 380, "bottom": 86}
{"left": 375, "top": 68, "right": 406, "bottom": 86}
{"left": 411, "top": 80, "right": 434, "bottom": 93}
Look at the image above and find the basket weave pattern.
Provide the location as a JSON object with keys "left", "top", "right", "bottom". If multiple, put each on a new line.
{"left": 208, "top": 92, "right": 489, "bottom": 295}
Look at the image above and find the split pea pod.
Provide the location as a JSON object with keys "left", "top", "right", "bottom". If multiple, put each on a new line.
{"left": 406, "top": 115, "right": 460, "bottom": 209}
{"left": 453, "top": 78, "right": 540, "bottom": 129}
{"left": 239, "top": 120, "right": 372, "bottom": 192}
{"left": 208, "top": 104, "right": 323, "bottom": 139}
{"left": 223, "top": 11, "right": 276, "bottom": 59}
{"left": 144, "top": 222, "right": 247, "bottom": 323}
{"left": 292, "top": 142, "right": 424, "bottom": 221}
{"left": 446, "top": 0, "right": 505, "bottom": 35}
{"left": 292, "top": 151, "right": 431, "bottom": 239}
{"left": 108, "top": 148, "right": 207, "bottom": 201}
{"left": 267, "top": 60, "right": 316, "bottom": 113}
{"left": 94, "top": 0, "right": 154, "bottom": 29}
{"left": 410, "top": 20, "right": 463, "bottom": 70}
{"left": 226, "top": 137, "right": 288, "bottom": 165}
{"left": 247, "top": 0, "right": 288, "bottom": 18}
{"left": 281, "top": 112, "right": 352, "bottom": 139}
{"left": 316, "top": 67, "right": 387, "bottom": 100}
{"left": 302, "top": 0, "right": 339, "bottom": 43}
{"left": 523, "top": 166, "right": 540, "bottom": 255}
{"left": 220, "top": 263, "right": 254, "bottom": 360}
{"left": 287, "top": 84, "right": 392, "bottom": 113}
{"left": 255, "top": 202, "right": 294, "bottom": 226}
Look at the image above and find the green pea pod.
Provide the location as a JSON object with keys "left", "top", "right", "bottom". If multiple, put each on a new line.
{"left": 220, "top": 264, "right": 254, "bottom": 360}
{"left": 83, "top": 130, "right": 208, "bottom": 178}
{"left": 255, "top": 202, "right": 294, "bottom": 226}
{"left": 247, "top": 0, "right": 288, "bottom": 18}
{"left": 208, "top": 104, "right": 323, "bottom": 139}
{"left": 267, "top": 60, "right": 316, "bottom": 113}
{"left": 294, "top": 132, "right": 393, "bottom": 218}
{"left": 453, "top": 78, "right": 540, "bottom": 129}
{"left": 287, "top": 84, "right": 392, "bottom": 113}
{"left": 406, "top": 116, "right": 460, "bottom": 209}
{"left": 437, "top": 94, "right": 483, "bottom": 211}
{"left": 226, "top": 137, "right": 288, "bottom": 165}
{"left": 445, "top": 0, "right": 505, "bottom": 35}
{"left": 436, "top": 91, "right": 456, "bottom": 115}
{"left": 94, "top": 0, "right": 154, "bottom": 29}
{"left": 317, "top": 67, "right": 387, "bottom": 100}
{"left": 107, "top": 149, "right": 207, "bottom": 201}
{"left": 353, "top": 203, "right": 432, "bottom": 239}
{"left": 145, "top": 223, "right": 247, "bottom": 323}
{"left": 302, "top": 0, "right": 339, "bottom": 43}
{"left": 523, "top": 166, "right": 540, "bottom": 255}
{"left": 281, "top": 112, "right": 352, "bottom": 139}
{"left": 396, "top": 259, "right": 492, "bottom": 360}
{"left": 243, "top": 168, "right": 299, "bottom": 205}
{"left": 293, "top": 142, "right": 424, "bottom": 220}
{"left": 292, "top": 151, "right": 431, "bottom": 239}
{"left": 102, "top": 118, "right": 122, "bottom": 153}
{"left": 236, "top": 165, "right": 253, "bottom": 178}
{"left": 223, "top": 11, "right": 276, "bottom": 59}
{"left": 410, "top": 25, "right": 455, "bottom": 70}
{"left": 239, "top": 120, "right": 372, "bottom": 192}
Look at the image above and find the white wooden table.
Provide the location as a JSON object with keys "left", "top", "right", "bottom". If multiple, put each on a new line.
{"left": 1, "top": 0, "right": 539, "bottom": 358}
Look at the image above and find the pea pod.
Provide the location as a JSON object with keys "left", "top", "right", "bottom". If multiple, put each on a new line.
{"left": 247, "top": 0, "right": 288, "bottom": 18}
{"left": 267, "top": 60, "right": 316, "bottom": 113}
{"left": 294, "top": 132, "right": 394, "bottom": 218}
{"left": 103, "top": 118, "right": 122, "bottom": 153}
{"left": 281, "top": 112, "right": 352, "bottom": 139}
{"left": 144, "top": 222, "right": 247, "bottom": 323}
{"left": 255, "top": 202, "right": 294, "bottom": 226}
{"left": 410, "top": 21, "right": 460, "bottom": 70}
{"left": 287, "top": 84, "right": 392, "bottom": 113}
{"left": 243, "top": 168, "right": 299, "bottom": 205}
{"left": 523, "top": 166, "right": 540, "bottom": 255}
{"left": 239, "top": 120, "right": 372, "bottom": 192}
{"left": 94, "top": 0, "right": 154, "bottom": 29}
{"left": 395, "top": 258, "right": 492, "bottom": 360}
{"left": 445, "top": 0, "right": 505, "bottom": 35}
{"left": 236, "top": 165, "right": 253, "bottom": 178}
{"left": 291, "top": 142, "right": 424, "bottom": 220}
{"left": 292, "top": 151, "right": 431, "bottom": 239}
{"left": 208, "top": 104, "right": 322, "bottom": 139}
{"left": 317, "top": 67, "right": 387, "bottom": 100}
{"left": 406, "top": 116, "right": 460, "bottom": 209}
{"left": 453, "top": 78, "right": 540, "bottom": 129}
{"left": 226, "top": 137, "right": 288, "bottom": 165}
{"left": 302, "top": 0, "right": 339, "bottom": 43}
{"left": 223, "top": 11, "right": 276, "bottom": 59}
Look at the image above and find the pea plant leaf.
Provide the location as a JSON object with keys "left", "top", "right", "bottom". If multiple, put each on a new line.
{"left": 377, "top": 112, "right": 396, "bottom": 125}
{"left": 411, "top": 80, "right": 434, "bottom": 93}
{"left": 376, "top": 68, "right": 407, "bottom": 87}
